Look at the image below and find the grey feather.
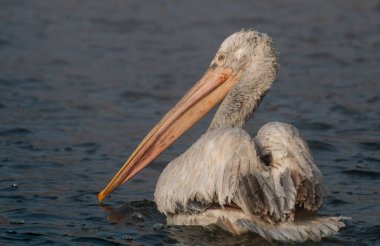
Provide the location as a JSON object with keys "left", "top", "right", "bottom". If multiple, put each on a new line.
{"left": 237, "top": 216, "right": 348, "bottom": 242}
{"left": 255, "top": 122, "right": 326, "bottom": 213}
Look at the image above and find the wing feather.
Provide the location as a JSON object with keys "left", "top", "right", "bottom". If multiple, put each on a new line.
{"left": 155, "top": 122, "right": 325, "bottom": 222}
{"left": 254, "top": 122, "right": 325, "bottom": 212}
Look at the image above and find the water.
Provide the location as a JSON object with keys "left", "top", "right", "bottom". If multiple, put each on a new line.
{"left": 0, "top": 0, "right": 379, "bottom": 245}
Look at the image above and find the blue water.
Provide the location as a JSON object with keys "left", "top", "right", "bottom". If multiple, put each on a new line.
{"left": 1, "top": 1, "right": 379, "bottom": 245}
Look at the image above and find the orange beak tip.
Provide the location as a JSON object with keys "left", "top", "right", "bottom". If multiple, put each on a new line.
{"left": 98, "top": 191, "right": 106, "bottom": 203}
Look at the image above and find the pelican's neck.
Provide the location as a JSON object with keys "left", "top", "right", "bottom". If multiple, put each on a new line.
{"left": 208, "top": 50, "right": 278, "bottom": 131}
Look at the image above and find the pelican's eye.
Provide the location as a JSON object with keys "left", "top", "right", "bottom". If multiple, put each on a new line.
{"left": 217, "top": 54, "right": 225, "bottom": 61}
{"left": 215, "top": 53, "right": 226, "bottom": 66}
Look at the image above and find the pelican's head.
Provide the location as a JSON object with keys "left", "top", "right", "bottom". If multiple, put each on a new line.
{"left": 98, "top": 30, "right": 278, "bottom": 202}
{"left": 209, "top": 30, "right": 279, "bottom": 129}
{"left": 211, "top": 30, "right": 278, "bottom": 74}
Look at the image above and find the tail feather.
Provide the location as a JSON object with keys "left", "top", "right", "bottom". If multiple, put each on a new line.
{"left": 238, "top": 216, "right": 350, "bottom": 242}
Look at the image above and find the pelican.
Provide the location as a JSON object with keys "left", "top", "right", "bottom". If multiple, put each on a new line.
{"left": 98, "top": 30, "right": 348, "bottom": 242}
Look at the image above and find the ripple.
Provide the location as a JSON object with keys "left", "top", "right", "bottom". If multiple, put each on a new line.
{"left": 71, "top": 142, "right": 102, "bottom": 155}
{"left": 91, "top": 17, "right": 145, "bottom": 33}
{"left": 9, "top": 219, "right": 25, "bottom": 225}
{"left": 102, "top": 200, "right": 163, "bottom": 224}
{"left": 307, "top": 140, "right": 337, "bottom": 152}
{"left": 0, "top": 78, "right": 16, "bottom": 86}
{"left": 358, "top": 142, "right": 380, "bottom": 151}
{"left": 305, "top": 52, "right": 334, "bottom": 60}
{"left": 73, "top": 104, "right": 94, "bottom": 111}
{"left": 13, "top": 161, "right": 64, "bottom": 170}
{"left": 327, "top": 198, "right": 351, "bottom": 206}
{"left": 342, "top": 169, "right": 380, "bottom": 179}
{"left": 0, "top": 128, "right": 31, "bottom": 136}
{"left": 224, "top": 16, "right": 269, "bottom": 25}
{"left": 48, "top": 58, "right": 70, "bottom": 66}
{"left": 363, "top": 157, "right": 380, "bottom": 164}
{"left": 0, "top": 235, "right": 31, "bottom": 242}
{"left": 120, "top": 90, "right": 174, "bottom": 102}
{"left": 295, "top": 34, "right": 320, "bottom": 44}
{"left": 71, "top": 237, "right": 122, "bottom": 246}
{"left": 354, "top": 57, "right": 368, "bottom": 63}
{"left": 0, "top": 38, "right": 11, "bottom": 47}
{"left": 366, "top": 95, "right": 380, "bottom": 104}
{"left": 298, "top": 121, "right": 334, "bottom": 131}
{"left": 32, "top": 194, "right": 58, "bottom": 201}
{"left": 73, "top": 142, "right": 101, "bottom": 148}
{"left": 330, "top": 104, "right": 360, "bottom": 117}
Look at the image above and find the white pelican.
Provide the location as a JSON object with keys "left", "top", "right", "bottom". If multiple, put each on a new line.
{"left": 98, "top": 30, "right": 348, "bottom": 242}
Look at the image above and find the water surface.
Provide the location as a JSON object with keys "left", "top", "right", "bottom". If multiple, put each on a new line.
{"left": 1, "top": 0, "right": 379, "bottom": 245}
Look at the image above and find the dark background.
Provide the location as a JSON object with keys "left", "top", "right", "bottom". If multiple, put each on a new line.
{"left": 0, "top": 0, "right": 379, "bottom": 245}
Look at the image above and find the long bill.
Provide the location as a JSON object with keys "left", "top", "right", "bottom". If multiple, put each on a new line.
{"left": 98, "top": 65, "right": 242, "bottom": 202}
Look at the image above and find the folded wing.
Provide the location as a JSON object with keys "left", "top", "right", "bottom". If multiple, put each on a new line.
{"left": 155, "top": 122, "right": 325, "bottom": 223}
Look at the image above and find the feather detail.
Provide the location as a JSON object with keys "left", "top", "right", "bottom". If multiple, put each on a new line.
{"left": 167, "top": 207, "right": 350, "bottom": 242}
{"left": 156, "top": 123, "right": 326, "bottom": 221}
